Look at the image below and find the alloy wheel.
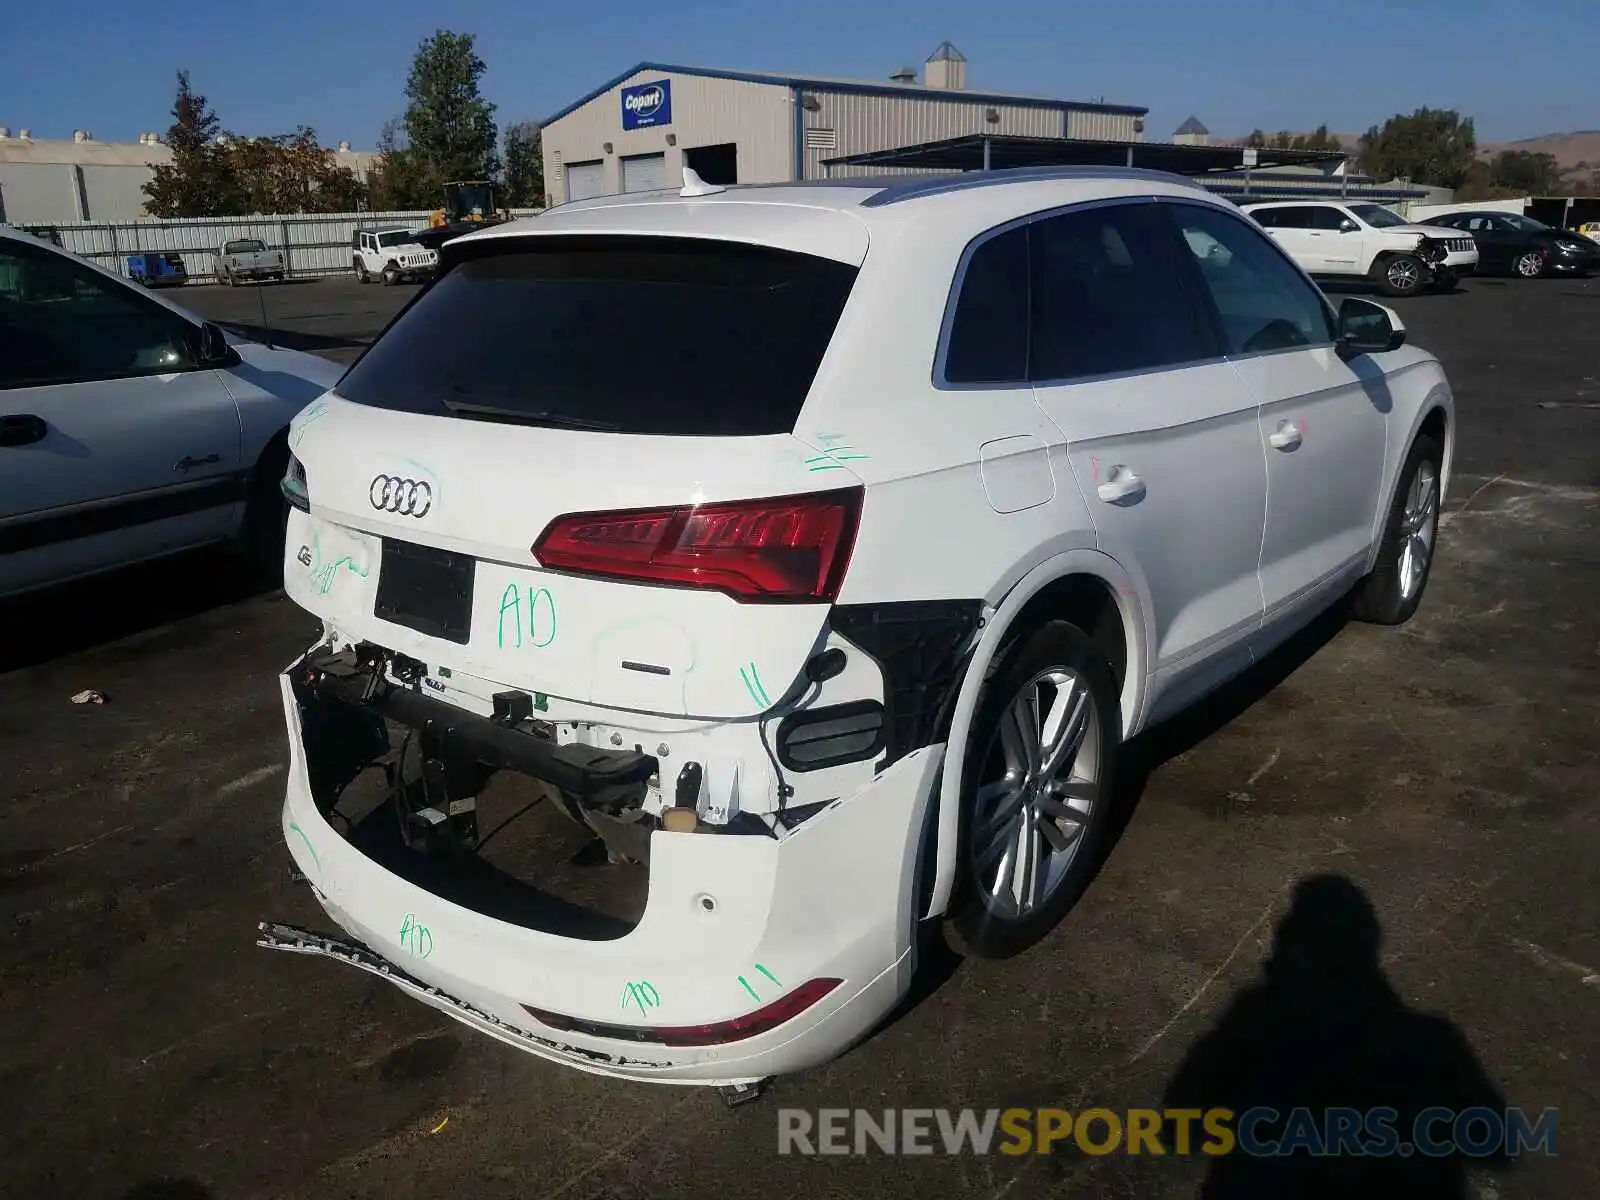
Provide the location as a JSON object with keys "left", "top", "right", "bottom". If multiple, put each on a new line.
{"left": 1398, "top": 460, "right": 1439, "bottom": 600}
{"left": 970, "top": 667, "right": 1103, "bottom": 920}
{"left": 1516, "top": 251, "right": 1544, "bottom": 278}
{"left": 1386, "top": 258, "right": 1420, "bottom": 291}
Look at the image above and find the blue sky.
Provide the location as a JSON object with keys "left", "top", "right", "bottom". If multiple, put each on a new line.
{"left": 3, "top": 0, "right": 1592, "bottom": 148}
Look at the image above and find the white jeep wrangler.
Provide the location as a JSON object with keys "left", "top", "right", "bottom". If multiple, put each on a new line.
{"left": 352, "top": 228, "right": 438, "bottom": 286}
{"left": 1242, "top": 200, "right": 1479, "bottom": 297}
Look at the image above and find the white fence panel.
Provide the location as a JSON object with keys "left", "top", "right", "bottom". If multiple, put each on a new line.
{"left": 42, "top": 208, "right": 543, "bottom": 281}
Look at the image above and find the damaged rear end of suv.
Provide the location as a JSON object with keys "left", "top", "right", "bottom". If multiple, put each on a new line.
{"left": 262, "top": 194, "right": 948, "bottom": 1092}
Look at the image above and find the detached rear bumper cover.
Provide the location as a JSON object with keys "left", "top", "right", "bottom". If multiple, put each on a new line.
{"left": 272, "top": 665, "right": 939, "bottom": 1085}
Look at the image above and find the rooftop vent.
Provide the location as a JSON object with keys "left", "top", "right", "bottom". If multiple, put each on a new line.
{"left": 889, "top": 66, "right": 917, "bottom": 84}
{"left": 18, "top": 128, "right": 31, "bottom": 139}
{"left": 337, "top": 140, "right": 351, "bottom": 152}
{"left": 924, "top": 41, "right": 966, "bottom": 90}
{"left": 0, "top": 127, "right": 9, "bottom": 139}
{"left": 73, "top": 129, "right": 92, "bottom": 142}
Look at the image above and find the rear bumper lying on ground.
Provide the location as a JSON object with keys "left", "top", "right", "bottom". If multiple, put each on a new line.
{"left": 270, "top": 654, "right": 940, "bottom": 1085}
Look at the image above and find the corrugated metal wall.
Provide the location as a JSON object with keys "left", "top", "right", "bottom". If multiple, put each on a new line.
{"left": 1065, "top": 109, "right": 1142, "bottom": 141}
{"left": 38, "top": 209, "right": 542, "bottom": 281}
{"left": 543, "top": 70, "right": 792, "bottom": 201}
{"left": 803, "top": 93, "right": 1063, "bottom": 179}
{"left": 0, "top": 163, "right": 81, "bottom": 223}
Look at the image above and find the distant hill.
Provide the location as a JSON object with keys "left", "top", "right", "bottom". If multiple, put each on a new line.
{"left": 1479, "top": 131, "right": 1600, "bottom": 170}
{"left": 1219, "top": 129, "right": 1600, "bottom": 171}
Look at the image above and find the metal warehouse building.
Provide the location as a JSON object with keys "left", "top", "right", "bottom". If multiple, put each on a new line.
{"left": 0, "top": 128, "right": 378, "bottom": 225}
{"left": 540, "top": 42, "right": 1147, "bottom": 204}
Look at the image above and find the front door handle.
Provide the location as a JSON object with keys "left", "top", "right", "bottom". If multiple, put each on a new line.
{"left": 0, "top": 414, "right": 48, "bottom": 448}
{"left": 1096, "top": 468, "right": 1146, "bottom": 505}
{"left": 1269, "top": 420, "right": 1303, "bottom": 452}
{"left": 174, "top": 453, "right": 222, "bottom": 472}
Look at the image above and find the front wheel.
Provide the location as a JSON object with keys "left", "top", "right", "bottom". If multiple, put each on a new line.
{"left": 381, "top": 264, "right": 399, "bottom": 286}
{"left": 354, "top": 259, "right": 369, "bottom": 284}
{"left": 217, "top": 266, "right": 232, "bottom": 287}
{"left": 1352, "top": 433, "right": 1443, "bottom": 625}
{"left": 242, "top": 437, "right": 290, "bottom": 588}
{"left": 1376, "top": 254, "right": 1424, "bottom": 297}
{"left": 1513, "top": 250, "right": 1546, "bottom": 279}
{"left": 948, "top": 620, "right": 1121, "bottom": 959}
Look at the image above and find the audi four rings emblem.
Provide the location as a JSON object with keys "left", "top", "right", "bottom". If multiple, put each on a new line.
{"left": 369, "top": 475, "right": 433, "bottom": 517}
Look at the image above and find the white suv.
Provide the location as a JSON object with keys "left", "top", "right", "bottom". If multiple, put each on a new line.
{"left": 351, "top": 228, "right": 438, "bottom": 285}
{"left": 263, "top": 168, "right": 1455, "bottom": 1093}
{"left": 1242, "top": 200, "right": 1479, "bottom": 296}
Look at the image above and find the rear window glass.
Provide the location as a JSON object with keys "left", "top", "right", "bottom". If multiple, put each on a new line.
{"left": 336, "top": 236, "right": 859, "bottom": 437}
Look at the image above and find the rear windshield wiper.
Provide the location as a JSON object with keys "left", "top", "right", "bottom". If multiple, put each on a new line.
{"left": 441, "top": 398, "right": 620, "bottom": 432}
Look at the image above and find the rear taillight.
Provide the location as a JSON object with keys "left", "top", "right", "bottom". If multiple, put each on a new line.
{"left": 522, "top": 977, "right": 842, "bottom": 1047}
{"left": 532, "top": 488, "right": 862, "bottom": 604}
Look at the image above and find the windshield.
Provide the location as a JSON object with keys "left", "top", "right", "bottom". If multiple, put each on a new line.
{"left": 1348, "top": 204, "right": 1410, "bottom": 229}
{"left": 335, "top": 236, "right": 859, "bottom": 437}
{"left": 377, "top": 231, "right": 417, "bottom": 248}
{"left": 1501, "top": 213, "right": 1553, "bottom": 233}
{"left": 224, "top": 239, "right": 266, "bottom": 254}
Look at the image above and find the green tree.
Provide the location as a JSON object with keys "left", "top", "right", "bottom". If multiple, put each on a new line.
{"left": 502, "top": 121, "right": 545, "bottom": 207}
{"left": 402, "top": 30, "right": 500, "bottom": 184}
{"left": 1358, "top": 108, "right": 1478, "bottom": 187}
{"left": 367, "top": 118, "right": 437, "bottom": 211}
{"left": 143, "top": 70, "right": 233, "bottom": 217}
{"left": 1487, "top": 149, "right": 1560, "bottom": 194}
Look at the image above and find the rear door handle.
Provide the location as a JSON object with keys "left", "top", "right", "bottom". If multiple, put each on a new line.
{"left": 0, "top": 414, "right": 48, "bottom": 447}
{"left": 174, "top": 453, "right": 222, "bottom": 472}
{"left": 1269, "top": 420, "right": 1303, "bottom": 452}
{"left": 1096, "top": 468, "right": 1146, "bottom": 505}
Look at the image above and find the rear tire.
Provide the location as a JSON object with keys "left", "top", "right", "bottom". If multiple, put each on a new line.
{"left": 1351, "top": 433, "right": 1443, "bottom": 626}
{"left": 1513, "top": 250, "right": 1546, "bottom": 279}
{"left": 1375, "top": 254, "right": 1424, "bottom": 297}
{"left": 947, "top": 620, "right": 1121, "bottom": 959}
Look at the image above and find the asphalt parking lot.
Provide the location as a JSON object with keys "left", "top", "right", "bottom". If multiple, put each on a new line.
{"left": 2, "top": 272, "right": 1597, "bottom": 1200}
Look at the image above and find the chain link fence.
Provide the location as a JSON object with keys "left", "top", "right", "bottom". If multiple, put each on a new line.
{"left": 40, "top": 209, "right": 544, "bottom": 282}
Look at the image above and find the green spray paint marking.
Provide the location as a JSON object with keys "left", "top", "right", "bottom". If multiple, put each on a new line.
{"left": 292, "top": 402, "right": 330, "bottom": 448}
{"left": 497, "top": 583, "right": 558, "bottom": 649}
{"left": 738, "top": 964, "right": 782, "bottom": 1002}
{"left": 307, "top": 535, "right": 370, "bottom": 597}
{"left": 754, "top": 963, "right": 781, "bottom": 988}
{"left": 287, "top": 820, "right": 321, "bottom": 876}
{"left": 399, "top": 913, "right": 433, "bottom": 959}
{"left": 621, "top": 981, "right": 661, "bottom": 1016}
{"left": 804, "top": 443, "right": 870, "bottom": 473}
{"left": 738, "top": 975, "right": 760, "bottom": 1003}
{"left": 497, "top": 584, "right": 522, "bottom": 649}
{"left": 739, "top": 663, "right": 771, "bottom": 709}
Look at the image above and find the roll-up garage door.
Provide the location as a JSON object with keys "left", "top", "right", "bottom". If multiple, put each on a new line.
{"left": 621, "top": 153, "right": 666, "bottom": 194}
{"left": 564, "top": 160, "right": 605, "bottom": 202}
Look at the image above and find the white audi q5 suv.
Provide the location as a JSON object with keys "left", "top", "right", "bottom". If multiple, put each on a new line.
{"left": 261, "top": 166, "right": 1454, "bottom": 1094}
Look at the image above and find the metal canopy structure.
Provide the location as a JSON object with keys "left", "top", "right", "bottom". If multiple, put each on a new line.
{"left": 822, "top": 133, "right": 1346, "bottom": 176}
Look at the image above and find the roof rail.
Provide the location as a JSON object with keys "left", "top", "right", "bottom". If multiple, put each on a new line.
{"left": 860, "top": 165, "right": 1206, "bottom": 208}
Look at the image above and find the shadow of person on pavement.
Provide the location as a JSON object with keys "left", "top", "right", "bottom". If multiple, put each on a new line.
{"left": 1163, "top": 874, "right": 1512, "bottom": 1199}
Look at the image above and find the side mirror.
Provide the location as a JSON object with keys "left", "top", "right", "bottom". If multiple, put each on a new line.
{"left": 1336, "top": 297, "right": 1405, "bottom": 359}
{"left": 1339, "top": 219, "right": 1359, "bottom": 233}
{"left": 196, "top": 320, "right": 237, "bottom": 367}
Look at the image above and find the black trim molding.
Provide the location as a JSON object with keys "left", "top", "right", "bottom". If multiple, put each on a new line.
{"left": 0, "top": 473, "right": 251, "bottom": 555}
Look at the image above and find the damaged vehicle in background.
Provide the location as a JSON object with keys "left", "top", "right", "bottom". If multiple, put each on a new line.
{"left": 262, "top": 167, "right": 1455, "bottom": 1098}
{"left": 1242, "top": 199, "right": 1479, "bottom": 296}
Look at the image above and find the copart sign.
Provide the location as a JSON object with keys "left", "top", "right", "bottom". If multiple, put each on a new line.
{"left": 621, "top": 80, "right": 672, "bottom": 130}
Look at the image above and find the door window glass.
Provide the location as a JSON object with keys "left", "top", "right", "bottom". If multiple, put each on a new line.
{"left": 0, "top": 243, "right": 194, "bottom": 389}
{"left": 1166, "top": 203, "right": 1337, "bottom": 356}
